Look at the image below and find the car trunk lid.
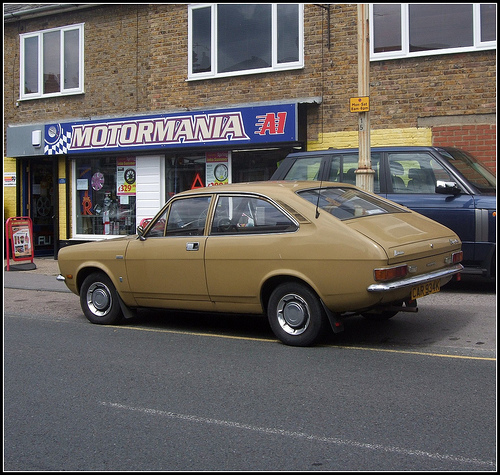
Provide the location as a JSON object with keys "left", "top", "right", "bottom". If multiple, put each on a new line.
{"left": 345, "top": 212, "right": 460, "bottom": 264}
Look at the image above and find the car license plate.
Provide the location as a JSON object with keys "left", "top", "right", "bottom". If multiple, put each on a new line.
{"left": 411, "top": 279, "right": 440, "bottom": 299}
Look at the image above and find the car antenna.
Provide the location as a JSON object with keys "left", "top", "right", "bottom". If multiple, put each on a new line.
{"left": 315, "top": 179, "right": 323, "bottom": 219}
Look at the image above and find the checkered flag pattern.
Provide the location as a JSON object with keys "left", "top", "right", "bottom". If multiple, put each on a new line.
{"left": 44, "top": 130, "right": 72, "bottom": 155}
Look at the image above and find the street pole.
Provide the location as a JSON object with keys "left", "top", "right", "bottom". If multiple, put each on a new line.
{"left": 356, "top": 3, "right": 374, "bottom": 192}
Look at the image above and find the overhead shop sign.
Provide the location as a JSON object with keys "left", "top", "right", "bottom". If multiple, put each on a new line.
{"left": 44, "top": 103, "right": 297, "bottom": 155}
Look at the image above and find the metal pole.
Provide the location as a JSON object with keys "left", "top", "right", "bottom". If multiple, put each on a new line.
{"left": 356, "top": 3, "right": 374, "bottom": 192}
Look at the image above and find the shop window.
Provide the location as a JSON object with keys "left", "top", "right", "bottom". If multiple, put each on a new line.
{"left": 165, "top": 154, "right": 206, "bottom": 197}
{"left": 20, "top": 23, "right": 84, "bottom": 100}
{"left": 74, "top": 157, "right": 136, "bottom": 236}
{"left": 232, "top": 149, "right": 290, "bottom": 183}
{"left": 188, "top": 4, "right": 303, "bottom": 80}
{"left": 371, "top": 4, "right": 496, "bottom": 60}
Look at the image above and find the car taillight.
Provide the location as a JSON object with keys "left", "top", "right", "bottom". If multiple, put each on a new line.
{"left": 452, "top": 251, "right": 463, "bottom": 263}
{"left": 374, "top": 264, "right": 408, "bottom": 282}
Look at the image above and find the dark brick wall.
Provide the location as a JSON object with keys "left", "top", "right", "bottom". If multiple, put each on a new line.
{"left": 4, "top": 4, "right": 496, "bottom": 170}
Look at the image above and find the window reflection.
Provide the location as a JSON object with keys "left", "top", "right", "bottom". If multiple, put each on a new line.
{"left": 409, "top": 4, "right": 473, "bottom": 52}
{"left": 43, "top": 31, "right": 60, "bottom": 94}
{"left": 373, "top": 4, "right": 401, "bottom": 53}
{"left": 217, "top": 4, "right": 271, "bottom": 74}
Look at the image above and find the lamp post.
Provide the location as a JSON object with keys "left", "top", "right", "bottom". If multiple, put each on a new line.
{"left": 355, "top": 3, "right": 374, "bottom": 192}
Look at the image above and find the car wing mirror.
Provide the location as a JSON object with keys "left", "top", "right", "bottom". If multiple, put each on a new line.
{"left": 435, "top": 180, "right": 461, "bottom": 196}
{"left": 137, "top": 225, "right": 146, "bottom": 241}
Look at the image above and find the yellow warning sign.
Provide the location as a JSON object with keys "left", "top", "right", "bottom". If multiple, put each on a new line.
{"left": 350, "top": 96, "right": 370, "bottom": 112}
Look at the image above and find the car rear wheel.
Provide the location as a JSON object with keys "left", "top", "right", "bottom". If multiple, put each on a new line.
{"left": 267, "top": 282, "right": 328, "bottom": 346}
{"left": 80, "top": 272, "right": 123, "bottom": 324}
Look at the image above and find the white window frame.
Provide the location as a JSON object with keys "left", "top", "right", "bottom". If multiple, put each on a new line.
{"left": 188, "top": 3, "right": 304, "bottom": 80}
{"left": 370, "top": 4, "right": 496, "bottom": 61}
{"left": 19, "top": 23, "right": 85, "bottom": 100}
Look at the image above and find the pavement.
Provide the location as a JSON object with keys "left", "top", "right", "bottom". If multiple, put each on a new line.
{"left": 3, "top": 256, "right": 70, "bottom": 292}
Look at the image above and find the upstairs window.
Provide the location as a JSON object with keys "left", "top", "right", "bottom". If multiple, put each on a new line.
{"left": 371, "top": 4, "right": 496, "bottom": 60}
{"left": 20, "top": 23, "right": 84, "bottom": 100}
{"left": 188, "top": 4, "right": 303, "bottom": 80}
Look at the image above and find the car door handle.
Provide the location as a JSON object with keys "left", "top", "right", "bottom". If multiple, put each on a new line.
{"left": 186, "top": 242, "right": 199, "bottom": 251}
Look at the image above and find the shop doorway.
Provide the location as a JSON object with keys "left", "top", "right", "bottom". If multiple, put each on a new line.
{"left": 23, "top": 158, "right": 57, "bottom": 257}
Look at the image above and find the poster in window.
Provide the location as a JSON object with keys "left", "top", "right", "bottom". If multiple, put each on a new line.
{"left": 206, "top": 151, "right": 230, "bottom": 186}
{"left": 117, "top": 157, "right": 136, "bottom": 195}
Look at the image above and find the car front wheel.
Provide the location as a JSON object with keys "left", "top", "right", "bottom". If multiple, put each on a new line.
{"left": 267, "top": 282, "right": 328, "bottom": 346}
{"left": 80, "top": 272, "right": 123, "bottom": 324}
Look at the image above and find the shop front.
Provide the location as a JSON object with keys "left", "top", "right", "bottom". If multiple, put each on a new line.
{"left": 7, "top": 101, "right": 309, "bottom": 252}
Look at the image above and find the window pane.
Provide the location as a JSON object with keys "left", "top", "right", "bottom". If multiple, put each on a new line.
{"left": 480, "top": 4, "right": 496, "bottom": 42}
{"left": 192, "top": 7, "right": 211, "bottom": 73}
{"left": 212, "top": 196, "right": 296, "bottom": 234}
{"left": 43, "top": 30, "right": 60, "bottom": 94}
{"left": 64, "top": 29, "right": 80, "bottom": 89}
{"left": 277, "top": 4, "right": 299, "bottom": 63}
{"left": 387, "top": 153, "right": 439, "bottom": 194}
{"left": 298, "top": 187, "right": 402, "bottom": 221}
{"left": 24, "top": 36, "right": 39, "bottom": 94}
{"left": 76, "top": 158, "right": 136, "bottom": 235}
{"left": 166, "top": 197, "right": 211, "bottom": 236}
{"left": 217, "top": 4, "right": 271, "bottom": 73}
{"left": 165, "top": 154, "right": 206, "bottom": 196}
{"left": 409, "top": 4, "right": 473, "bottom": 52}
{"left": 373, "top": 4, "right": 401, "bottom": 53}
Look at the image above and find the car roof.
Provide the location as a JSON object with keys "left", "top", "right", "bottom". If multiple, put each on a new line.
{"left": 286, "top": 146, "right": 440, "bottom": 156}
{"left": 177, "top": 180, "right": 353, "bottom": 197}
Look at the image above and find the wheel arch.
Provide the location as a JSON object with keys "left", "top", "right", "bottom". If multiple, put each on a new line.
{"left": 75, "top": 265, "right": 114, "bottom": 295}
{"left": 260, "top": 274, "right": 320, "bottom": 313}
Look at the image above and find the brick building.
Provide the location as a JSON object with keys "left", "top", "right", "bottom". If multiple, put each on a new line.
{"left": 3, "top": 4, "right": 496, "bottom": 256}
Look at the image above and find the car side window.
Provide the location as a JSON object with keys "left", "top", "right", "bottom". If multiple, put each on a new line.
{"left": 387, "top": 153, "right": 453, "bottom": 194}
{"left": 144, "top": 209, "right": 168, "bottom": 237}
{"left": 283, "top": 156, "right": 324, "bottom": 180}
{"left": 338, "top": 153, "right": 381, "bottom": 193}
{"left": 163, "top": 196, "right": 211, "bottom": 236}
{"left": 211, "top": 196, "right": 297, "bottom": 234}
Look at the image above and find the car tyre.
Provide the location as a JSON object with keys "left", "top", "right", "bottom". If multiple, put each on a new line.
{"left": 80, "top": 272, "right": 123, "bottom": 324}
{"left": 267, "top": 282, "right": 328, "bottom": 346}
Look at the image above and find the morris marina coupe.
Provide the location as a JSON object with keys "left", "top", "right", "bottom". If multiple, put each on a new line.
{"left": 57, "top": 181, "right": 463, "bottom": 346}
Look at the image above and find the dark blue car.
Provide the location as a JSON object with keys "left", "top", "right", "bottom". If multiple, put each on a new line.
{"left": 270, "top": 146, "right": 496, "bottom": 279}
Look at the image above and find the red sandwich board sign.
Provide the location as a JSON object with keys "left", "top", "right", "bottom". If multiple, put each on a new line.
{"left": 5, "top": 217, "right": 36, "bottom": 271}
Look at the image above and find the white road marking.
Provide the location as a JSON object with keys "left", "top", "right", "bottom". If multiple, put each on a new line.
{"left": 100, "top": 401, "right": 495, "bottom": 468}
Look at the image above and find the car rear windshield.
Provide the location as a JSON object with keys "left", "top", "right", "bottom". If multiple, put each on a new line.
{"left": 297, "top": 187, "right": 405, "bottom": 221}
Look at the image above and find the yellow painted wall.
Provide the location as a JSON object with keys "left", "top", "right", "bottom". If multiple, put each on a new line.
{"left": 3, "top": 157, "right": 18, "bottom": 219}
{"left": 307, "top": 127, "right": 433, "bottom": 151}
{"left": 58, "top": 157, "right": 67, "bottom": 240}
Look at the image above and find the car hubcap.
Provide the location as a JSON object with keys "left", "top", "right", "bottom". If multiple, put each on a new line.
{"left": 87, "top": 282, "right": 112, "bottom": 317}
{"left": 276, "top": 293, "right": 310, "bottom": 335}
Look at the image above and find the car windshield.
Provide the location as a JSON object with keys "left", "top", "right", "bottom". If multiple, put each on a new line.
{"left": 297, "top": 187, "right": 405, "bottom": 221}
{"left": 439, "top": 148, "right": 496, "bottom": 192}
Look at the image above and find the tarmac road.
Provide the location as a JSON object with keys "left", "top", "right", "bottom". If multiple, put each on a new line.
{"left": 3, "top": 257, "right": 496, "bottom": 471}
{"left": 3, "top": 257, "right": 496, "bottom": 357}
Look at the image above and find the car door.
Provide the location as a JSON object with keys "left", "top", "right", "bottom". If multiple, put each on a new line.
{"left": 382, "top": 151, "right": 476, "bottom": 256}
{"left": 125, "top": 195, "right": 212, "bottom": 308}
{"left": 204, "top": 194, "right": 299, "bottom": 312}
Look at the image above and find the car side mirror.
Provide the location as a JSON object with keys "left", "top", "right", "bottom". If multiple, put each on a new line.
{"left": 137, "top": 225, "right": 146, "bottom": 241}
{"left": 435, "top": 180, "right": 461, "bottom": 196}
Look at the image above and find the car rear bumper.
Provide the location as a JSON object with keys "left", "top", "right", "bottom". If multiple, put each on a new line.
{"left": 367, "top": 264, "right": 463, "bottom": 293}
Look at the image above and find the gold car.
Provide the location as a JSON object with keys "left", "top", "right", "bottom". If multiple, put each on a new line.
{"left": 57, "top": 181, "right": 463, "bottom": 346}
